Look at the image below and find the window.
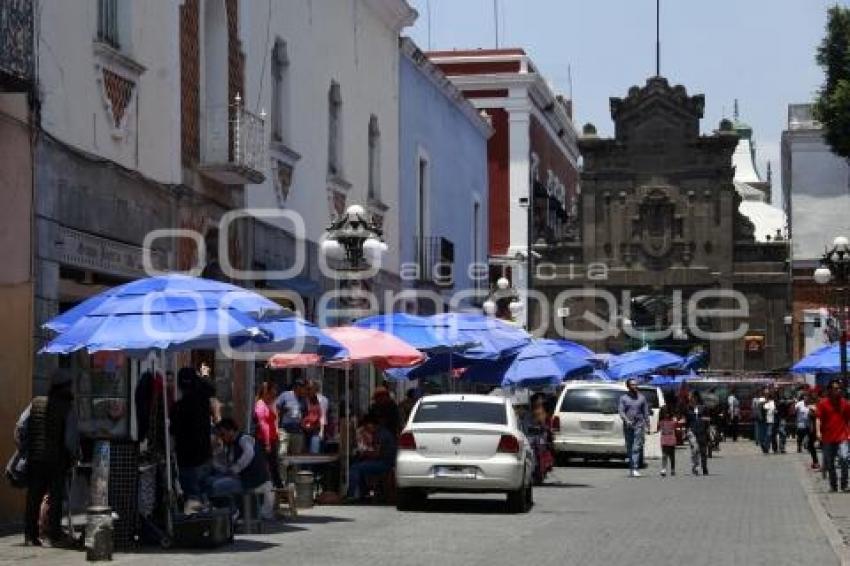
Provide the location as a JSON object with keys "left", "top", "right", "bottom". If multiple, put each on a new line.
{"left": 559, "top": 388, "right": 623, "bottom": 414}
{"left": 367, "top": 115, "right": 380, "bottom": 199}
{"left": 416, "top": 153, "right": 430, "bottom": 265}
{"left": 97, "top": 0, "right": 120, "bottom": 48}
{"left": 270, "top": 38, "right": 289, "bottom": 143}
{"left": 412, "top": 401, "right": 508, "bottom": 425}
{"left": 328, "top": 81, "right": 342, "bottom": 176}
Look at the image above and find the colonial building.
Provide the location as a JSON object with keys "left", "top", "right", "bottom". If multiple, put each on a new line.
{"left": 782, "top": 103, "right": 850, "bottom": 359}
{"left": 536, "top": 77, "right": 790, "bottom": 370}
{"left": 242, "top": 0, "right": 417, "bottom": 322}
{"left": 398, "top": 38, "right": 491, "bottom": 314}
{"left": 0, "top": 0, "right": 36, "bottom": 524}
{"left": 428, "top": 48, "right": 580, "bottom": 327}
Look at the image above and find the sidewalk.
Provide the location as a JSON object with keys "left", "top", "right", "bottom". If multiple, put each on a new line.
{"left": 796, "top": 451, "right": 850, "bottom": 566}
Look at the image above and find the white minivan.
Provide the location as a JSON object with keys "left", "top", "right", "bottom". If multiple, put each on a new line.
{"left": 552, "top": 382, "right": 665, "bottom": 462}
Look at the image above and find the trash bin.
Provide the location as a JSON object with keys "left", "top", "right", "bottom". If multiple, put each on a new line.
{"left": 295, "top": 471, "right": 314, "bottom": 509}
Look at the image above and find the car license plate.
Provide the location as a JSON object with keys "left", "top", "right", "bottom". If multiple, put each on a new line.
{"left": 435, "top": 466, "right": 476, "bottom": 479}
{"left": 583, "top": 421, "right": 609, "bottom": 431}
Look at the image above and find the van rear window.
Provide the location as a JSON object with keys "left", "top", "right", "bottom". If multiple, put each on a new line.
{"left": 638, "top": 387, "right": 660, "bottom": 409}
{"left": 413, "top": 401, "right": 508, "bottom": 425}
{"left": 560, "top": 389, "right": 623, "bottom": 414}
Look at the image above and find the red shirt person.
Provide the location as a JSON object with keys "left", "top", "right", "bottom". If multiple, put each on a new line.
{"left": 815, "top": 379, "right": 850, "bottom": 492}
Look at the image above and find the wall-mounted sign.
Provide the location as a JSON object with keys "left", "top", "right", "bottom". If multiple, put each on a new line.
{"left": 53, "top": 225, "right": 167, "bottom": 278}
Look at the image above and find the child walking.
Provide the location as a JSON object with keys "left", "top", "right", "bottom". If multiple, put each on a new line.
{"left": 659, "top": 406, "right": 677, "bottom": 477}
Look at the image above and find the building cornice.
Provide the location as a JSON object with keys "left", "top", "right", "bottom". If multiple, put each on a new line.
{"left": 362, "top": 0, "right": 417, "bottom": 32}
{"left": 400, "top": 38, "right": 493, "bottom": 138}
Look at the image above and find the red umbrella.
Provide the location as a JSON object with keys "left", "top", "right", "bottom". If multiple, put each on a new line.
{"left": 268, "top": 327, "right": 425, "bottom": 370}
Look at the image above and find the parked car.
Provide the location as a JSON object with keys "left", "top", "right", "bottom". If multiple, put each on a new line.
{"left": 552, "top": 382, "right": 630, "bottom": 462}
{"left": 395, "top": 394, "right": 535, "bottom": 513}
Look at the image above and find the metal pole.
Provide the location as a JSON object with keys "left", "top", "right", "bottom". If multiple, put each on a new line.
{"left": 160, "top": 351, "right": 174, "bottom": 537}
{"left": 842, "top": 286, "right": 848, "bottom": 386}
{"left": 656, "top": 0, "right": 661, "bottom": 76}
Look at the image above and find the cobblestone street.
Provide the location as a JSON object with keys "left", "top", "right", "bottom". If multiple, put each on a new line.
{"left": 0, "top": 442, "right": 841, "bottom": 566}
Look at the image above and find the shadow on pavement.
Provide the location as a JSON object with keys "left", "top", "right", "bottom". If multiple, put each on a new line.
{"left": 413, "top": 497, "right": 508, "bottom": 515}
{"left": 281, "top": 514, "right": 355, "bottom": 526}
{"left": 539, "top": 482, "right": 593, "bottom": 488}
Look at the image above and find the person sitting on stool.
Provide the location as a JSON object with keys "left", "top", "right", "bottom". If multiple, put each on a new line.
{"left": 210, "top": 418, "right": 275, "bottom": 520}
{"left": 346, "top": 414, "right": 397, "bottom": 502}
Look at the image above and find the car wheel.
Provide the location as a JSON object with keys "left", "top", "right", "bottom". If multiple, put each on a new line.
{"left": 525, "top": 483, "right": 534, "bottom": 508}
{"left": 396, "top": 488, "right": 425, "bottom": 512}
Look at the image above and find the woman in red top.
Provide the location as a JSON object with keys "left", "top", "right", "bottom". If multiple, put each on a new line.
{"left": 815, "top": 378, "right": 850, "bottom": 492}
{"left": 254, "top": 380, "right": 283, "bottom": 488}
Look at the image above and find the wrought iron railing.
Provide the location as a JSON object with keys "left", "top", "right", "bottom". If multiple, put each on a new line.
{"left": 734, "top": 241, "right": 788, "bottom": 264}
{"left": 414, "top": 236, "right": 455, "bottom": 287}
{"left": 202, "top": 94, "right": 267, "bottom": 175}
{"left": 0, "top": 0, "right": 34, "bottom": 88}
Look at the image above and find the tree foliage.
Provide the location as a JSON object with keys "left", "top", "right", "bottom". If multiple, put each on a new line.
{"left": 814, "top": 6, "right": 850, "bottom": 159}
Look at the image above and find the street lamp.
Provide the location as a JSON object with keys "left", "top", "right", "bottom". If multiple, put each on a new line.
{"left": 482, "top": 276, "right": 522, "bottom": 323}
{"left": 321, "top": 204, "right": 387, "bottom": 268}
{"left": 814, "top": 235, "right": 850, "bottom": 382}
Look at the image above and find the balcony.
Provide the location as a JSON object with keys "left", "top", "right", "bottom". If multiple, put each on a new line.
{"left": 414, "top": 236, "right": 455, "bottom": 289}
{"left": 199, "top": 94, "right": 266, "bottom": 185}
{"left": 0, "top": 0, "right": 34, "bottom": 90}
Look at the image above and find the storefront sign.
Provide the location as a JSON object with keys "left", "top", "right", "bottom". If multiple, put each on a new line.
{"left": 55, "top": 225, "right": 166, "bottom": 278}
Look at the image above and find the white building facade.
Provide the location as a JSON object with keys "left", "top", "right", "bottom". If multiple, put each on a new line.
{"left": 241, "top": 0, "right": 417, "bottom": 320}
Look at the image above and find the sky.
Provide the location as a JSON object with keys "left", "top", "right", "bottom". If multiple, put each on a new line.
{"left": 406, "top": 0, "right": 847, "bottom": 202}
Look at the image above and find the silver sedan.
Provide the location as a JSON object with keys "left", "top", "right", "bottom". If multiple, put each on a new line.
{"left": 395, "top": 394, "right": 535, "bottom": 513}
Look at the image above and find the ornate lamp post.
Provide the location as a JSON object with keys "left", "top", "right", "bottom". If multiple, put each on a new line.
{"left": 813, "top": 235, "right": 850, "bottom": 382}
{"left": 482, "top": 276, "right": 524, "bottom": 325}
{"left": 321, "top": 204, "right": 388, "bottom": 268}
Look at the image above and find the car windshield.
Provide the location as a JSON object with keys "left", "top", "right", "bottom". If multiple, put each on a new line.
{"left": 560, "top": 389, "right": 623, "bottom": 414}
{"left": 638, "top": 387, "right": 660, "bottom": 409}
{"left": 412, "top": 401, "right": 508, "bottom": 425}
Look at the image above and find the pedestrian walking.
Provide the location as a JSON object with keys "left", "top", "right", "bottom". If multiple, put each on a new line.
{"left": 752, "top": 389, "right": 766, "bottom": 446}
{"left": 686, "top": 391, "right": 710, "bottom": 476}
{"left": 618, "top": 378, "right": 651, "bottom": 478}
{"left": 795, "top": 393, "right": 811, "bottom": 454}
{"left": 777, "top": 394, "right": 791, "bottom": 454}
{"left": 805, "top": 393, "right": 821, "bottom": 470}
{"left": 761, "top": 391, "right": 778, "bottom": 454}
{"left": 21, "top": 369, "right": 78, "bottom": 547}
{"left": 727, "top": 389, "right": 740, "bottom": 442}
{"left": 815, "top": 379, "right": 850, "bottom": 492}
{"left": 658, "top": 406, "right": 677, "bottom": 477}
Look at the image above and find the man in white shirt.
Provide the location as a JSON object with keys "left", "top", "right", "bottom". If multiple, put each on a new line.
{"left": 307, "top": 379, "right": 329, "bottom": 454}
{"left": 727, "top": 391, "right": 740, "bottom": 442}
{"left": 762, "top": 392, "right": 778, "bottom": 454}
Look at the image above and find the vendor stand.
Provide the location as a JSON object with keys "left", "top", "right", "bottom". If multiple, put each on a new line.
{"left": 40, "top": 274, "right": 343, "bottom": 556}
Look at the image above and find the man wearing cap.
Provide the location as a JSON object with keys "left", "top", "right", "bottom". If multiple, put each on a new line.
{"left": 21, "top": 369, "right": 78, "bottom": 546}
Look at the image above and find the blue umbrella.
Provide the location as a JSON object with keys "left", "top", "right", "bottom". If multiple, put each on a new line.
{"left": 540, "top": 338, "right": 595, "bottom": 360}
{"left": 428, "top": 313, "right": 530, "bottom": 360}
{"left": 463, "top": 339, "right": 593, "bottom": 388}
{"left": 606, "top": 349, "right": 684, "bottom": 381}
{"left": 680, "top": 351, "right": 707, "bottom": 370}
{"left": 236, "top": 317, "right": 347, "bottom": 360}
{"left": 353, "top": 313, "right": 462, "bottom": 352}
{"left": 791, "top": 344, "right": 845, "bottom": 374}
{"left": 41, "top": 274, "right": 291, "bottom": 355}
{"left": 384, "top": 313, "right": 531, "bottom": 380}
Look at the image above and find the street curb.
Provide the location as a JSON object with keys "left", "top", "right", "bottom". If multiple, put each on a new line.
{"left": 796, "top": 458, "right": 850, "bottom": 566}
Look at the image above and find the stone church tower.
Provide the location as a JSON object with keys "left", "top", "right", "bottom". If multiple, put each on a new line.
{"left": 536, "top": 77, "right": 790, "bottom": 371}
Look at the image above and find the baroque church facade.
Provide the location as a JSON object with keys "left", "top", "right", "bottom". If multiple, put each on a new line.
{"left": 535, "top": 77, "right": 790, "bottom": 371}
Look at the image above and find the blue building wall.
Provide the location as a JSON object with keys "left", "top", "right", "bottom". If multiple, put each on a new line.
{"left": 398, "top": 48, "right": 489, "bottom": 311}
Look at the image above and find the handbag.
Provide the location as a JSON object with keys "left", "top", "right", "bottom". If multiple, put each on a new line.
{"left": 5, "top": 449, "right": 28, "bottom": 489}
